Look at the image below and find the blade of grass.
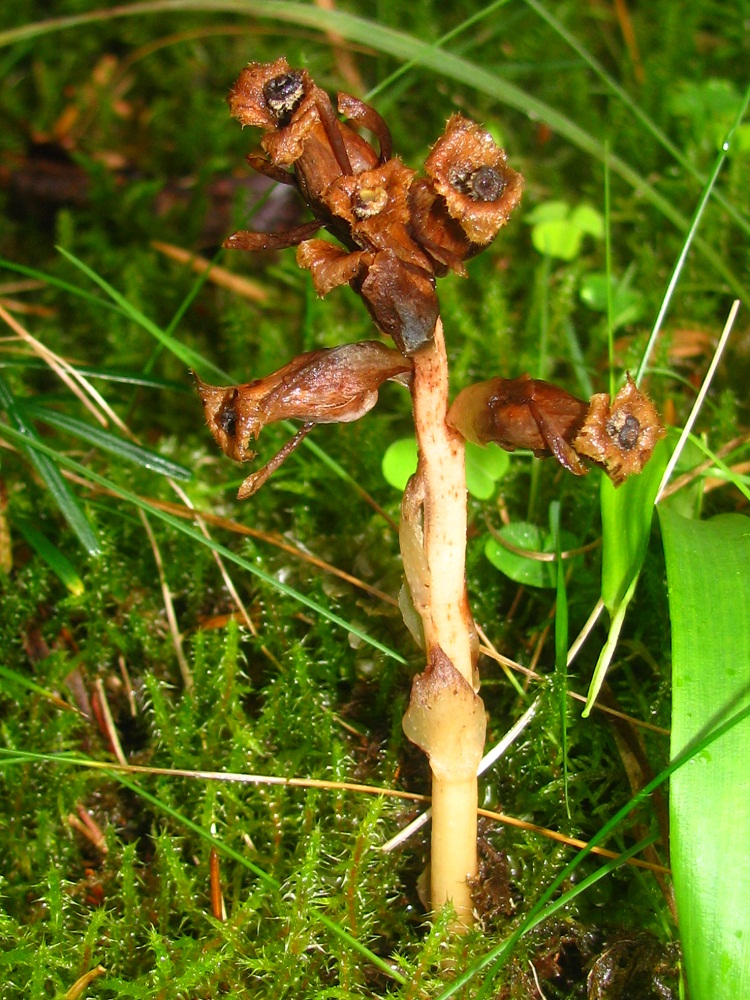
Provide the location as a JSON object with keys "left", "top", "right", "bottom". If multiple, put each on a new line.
{"left": 2, "top": 3, "right": 747, "bottom": 300}
{"left": 13, "top": 516, "right": 85, "bottom": 595}
{"left": 0, "top": 665, "right": 80, "bottom": 711}
{"left": 20, "top": 401, "right": 192, "bottom": 481}
{"left": 0, "top": 256, "right": 128, "bottom": 316}
{"left": 54, "top": 246, "right": 231, "bottom": 382}
{"left": 0, "top": 422, "right": 406, "bottom": 665}
{"left": 0, "top": 374, "right": 101, "bottom": 556}
{"left": 0, "top": 358, "right": 187, "bottom": 392}
{"left": 635, "top": 92, "right": 750, "bottom": 384}
{"left": 658, "top": 507, "right": 750, "bottom": 1000}
{"left": 549, "top": 500, "right": 570, "bottom": 817}
{"left": 655, "top": 300, "right": 740, "bottom": 504}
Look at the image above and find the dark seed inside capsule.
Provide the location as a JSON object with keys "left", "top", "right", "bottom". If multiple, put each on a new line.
{"left": 608, "top": 413, "right": 641, "bottom": 451}
{"left": 219, "top": 392, "right": 238, "bottom": 439}
{"left": 448, "top": 163, "right": 506, "bottom": 202}
{"left": 467, "top": 165, "right": 506, "bottom": 202}
{"left": 263, "top": 72, "right": 305, "bottom": 123}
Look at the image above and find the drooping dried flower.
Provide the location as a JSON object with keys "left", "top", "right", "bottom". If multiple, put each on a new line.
{"left": 447, "top": 373, "right": 665, "bottom": 485}
{"left": 573, "top": 374, "right": 665, "bottom": 485}
{"left": 447, "top": 374, "right": 589, "bottom": 475}
{"left": 196, "top": 341, "right": 411, "bottom": 498}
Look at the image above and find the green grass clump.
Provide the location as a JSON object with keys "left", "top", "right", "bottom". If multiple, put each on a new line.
{"left": 1, "top": 2, "right": 748, "bottom": 996}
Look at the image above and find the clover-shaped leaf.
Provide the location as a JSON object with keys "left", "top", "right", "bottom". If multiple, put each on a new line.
{"left": 382, "top": 436, "right": 508, "bottom": 499}
{"left": 484, "top": 522, "right": 555, "bottom": 588}
{"left": 526, "top": 199, "right": 604, "bottom": 261}
{"left": 484, "top": 521, "right": 579, "bottom": 588}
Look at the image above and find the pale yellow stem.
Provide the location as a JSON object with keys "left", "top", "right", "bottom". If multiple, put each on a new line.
{"left": 430, "top": 775, "right": 479, "bottom": 925}
{"left": 401, "top": 316, "right": 485, "bottom": 930}
{"left": 410, "top": 317, "right": 477, "bottom": 688}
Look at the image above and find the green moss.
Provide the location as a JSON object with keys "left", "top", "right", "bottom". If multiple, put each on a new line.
{"left": 1, "top": 1, "right": 746, "bottom": 995}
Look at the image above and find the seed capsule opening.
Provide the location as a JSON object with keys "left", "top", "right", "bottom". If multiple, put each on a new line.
{"left": 218, "top": 393, "right": 239, "bottom": 439}
{"left": 608, "top": 412, "right": 641, "bottom": 451}
{"left": 352, "top": 186, "right": 389, "bottom": 219}
{"left": 263, "top": 72, "right": 305, "bottom": 123}
{"left": 467, "top": 165, "right": 506, "bottom": 202}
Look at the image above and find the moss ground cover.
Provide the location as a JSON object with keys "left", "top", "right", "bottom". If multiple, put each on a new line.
{"left": 1, "top": 2, "right": 748, "bottom": 996}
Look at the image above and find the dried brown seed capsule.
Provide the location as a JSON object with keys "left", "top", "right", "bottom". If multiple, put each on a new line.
{"left": 228, "top": 58, "right": 312, "bottom": 132}
{"left": 447, "top": 374, "right": 589, "bottom": 475}
{"left": 573, "top": 374, "right": 665, "bottom": 486}
{"left": 351, "top": 186, "right": 389, "bottom": 219}
{"left": 424, "top": 114, "right": 523, "bottom": 245}
{"left": 225, "top": 61, "right": 524, "bottom": 360}
{"left": 321, "top": 158, "right": 414, "bottom": 233}
{"left": 449, "top": 164, "right": 506, "bottom": 203}
{"left": 448, "top": 373, "right": 665, "bottom": 485}
{"left": 609, "top": 411, "right": 641, "bottom": 451}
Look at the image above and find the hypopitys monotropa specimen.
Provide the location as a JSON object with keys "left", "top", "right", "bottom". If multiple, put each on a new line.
{"left": 197, "top": 59, "right": 664, "bottom": 930}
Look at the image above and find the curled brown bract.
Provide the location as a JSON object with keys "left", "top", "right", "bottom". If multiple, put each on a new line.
{"left": 447, "top": 373, "right": 665, "bottom": 485}
{"left": 196, "top": 341, "right": 411, "bottom": 497}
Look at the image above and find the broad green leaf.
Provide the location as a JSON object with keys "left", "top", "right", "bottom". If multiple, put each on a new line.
{"left": 659, "top": 507, "right": 750, "bottom": 1000}
{"left": 582, "top": 439, "right": 669, "bottom": 714}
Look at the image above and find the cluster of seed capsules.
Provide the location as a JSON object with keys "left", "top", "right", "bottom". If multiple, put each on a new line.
{"left": 223, "top": 56, "right": 523, "bottom": 355}
{"left": 198, "top": 58, "right": 664, "bottom": 497}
